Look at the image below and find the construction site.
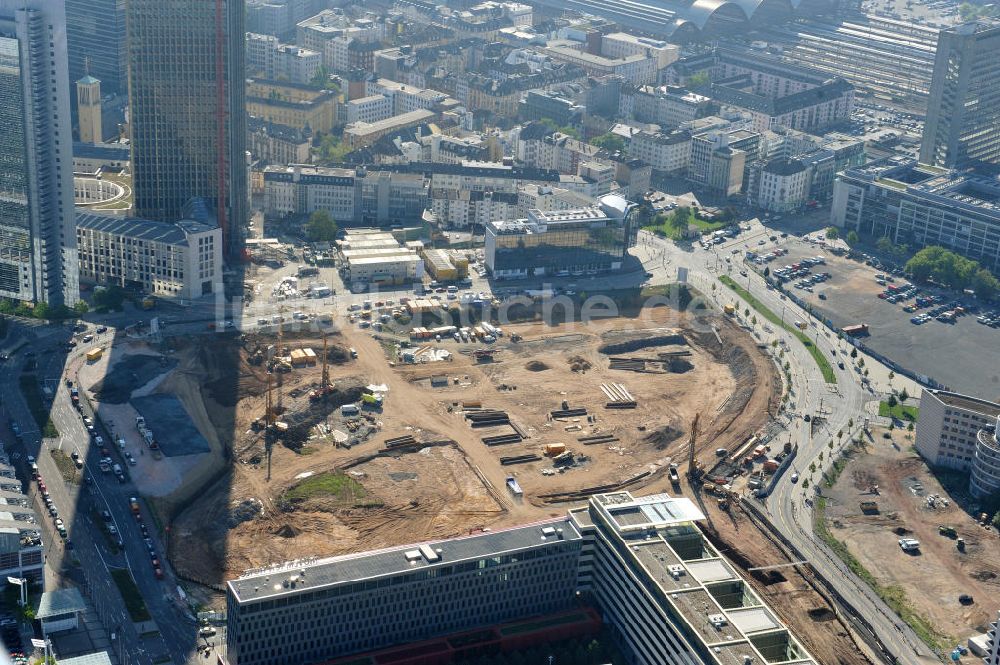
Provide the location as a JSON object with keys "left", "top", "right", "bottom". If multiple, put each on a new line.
{"left": 66, "top": 292, "right": 871, "bottom": 660}
{"left": 822, "top": 427, "right": 1000, "bottom": 650}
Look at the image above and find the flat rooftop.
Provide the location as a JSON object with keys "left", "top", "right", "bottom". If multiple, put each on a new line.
{"left": 933, "top": 391, "right": 1000, "bottom": 418}
{"left": 230, "top": 518, "right": 581, "bottom": 603}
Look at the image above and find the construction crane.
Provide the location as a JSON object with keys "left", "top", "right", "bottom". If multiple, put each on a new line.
{"left": 686, "top": 412, "right": 702, "bottom": 481}
{"left": 310, "top": 334, "right": 333, "bottom": 400}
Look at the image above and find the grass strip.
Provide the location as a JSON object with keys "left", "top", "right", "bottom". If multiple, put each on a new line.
{"left": 111, "top": 568, "right": 151, "bottom": 622}
{"left": 718, "top": 275, "right": 836, "bottom": 384}
{"left": 18, "top": 374, "right": 58, "bottom": 437}
{"left": 815, "top": 447, "right": 947, "bottom": 652}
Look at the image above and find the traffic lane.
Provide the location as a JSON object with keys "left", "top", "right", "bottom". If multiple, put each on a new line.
{"left": 70, "top": 383, "right": 195, "bottom": 662}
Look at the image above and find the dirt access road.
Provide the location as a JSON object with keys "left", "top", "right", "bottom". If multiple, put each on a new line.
{"left": 823, "top": 428, "right": 1000, "bottom": 646}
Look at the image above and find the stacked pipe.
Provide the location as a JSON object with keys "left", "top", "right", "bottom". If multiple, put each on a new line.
{"left": 482, "top": 433, "right": 522, "bottom": 446}
{"left": 465, "top": 410, "right": 510, "bottom": 428}
{"left": 500, "top": 454, "right": 542, "bottom": 465}
{"left": 550, "top": 407, "right": 588, "bottom": 418}
{"left": 577, "top": 433, "right": 619, "bottom": 445}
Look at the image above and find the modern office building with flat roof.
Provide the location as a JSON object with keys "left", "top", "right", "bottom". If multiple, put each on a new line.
{"left": 915, "top": 390, "right": 1000, "bottom": 498}
{"left": 484, "top": 194, "right": 637, "bottom": 280}
{"left": 831, "top": 160, "right": 1000, "bottom": 271}
{"left": 920, "top": 22, "right": 1000, "bottom": 170}
{"left": 224, "top": 491, "right": 818, "bottom": 665}
{"left": 0, "top": 0, "right": 80, "bottom": 306}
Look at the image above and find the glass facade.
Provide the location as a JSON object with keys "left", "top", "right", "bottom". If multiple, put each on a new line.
{"left": 65, "top": 0, "right": 126, "bottom": 96}
{"left": 127, "top": 0, "right": 247, "bottom": 255}
{"left": 488, "top": 216, "right": 635, "bottom": 278}
{"left": 0, "top": 35, "right": 31, "bottom": 294}
{"left": 920, "top": 23, "right": 1000, "bottom": 169}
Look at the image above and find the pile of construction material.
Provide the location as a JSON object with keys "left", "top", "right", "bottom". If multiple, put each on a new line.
{"left": 600, "top": 383, "right": 636, "bottom": 409}
{"left": 608, "top": 357, "right": 659, "bottom": 372}
{"left": 500, "top": 454, "right": 542, "bottom": 465}
{"left": 609, "top": 351, "right": 692, "bottom": 373}
{"left": 550, "top": 401, "right": 587, "bottom": 419}
{"left": 577, "top": 432, "right": 620, "bottom": 445}
{"left": 465, "top": 409, "right": 510, "bottom": 428}
{"left": 482, "top": 432, "right": 522, "bottom": 446}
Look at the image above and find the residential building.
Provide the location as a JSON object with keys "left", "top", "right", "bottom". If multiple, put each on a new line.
{"left": 263, "top": 166, "right": 429, "bottom": 226}
{"left": 65, "top": 0, "right": 127, "bottom": 97}
{"left": 601, "top": 32, "right": 679, "bottom": 70}
{"left": 0, "top": 453, "right": 43, "bottom": 584}
{"left": 915, "top": 390, "right": 1000, "bottom": 498}
{"left": 126, "top": 0, "right": 248, "bottom": 255}
{"left": 519, "top": 90, "right": 584, "bottom": 127}
{"left": 920, "top": 22, "right": 1000, "bottom": 169}
{"left": 246, "top": 32, "right": 279, "bottom": 78}
{"left": 633, "top": 86, "right": 714, "bottom": 128}
{"left": 628, "top": 130, "right": 693, "bottom": 176}
{"left": 753, "top": 158, "right": 811, "bottom": 212}
{"left": 225, "top": 491, "right": 818, "bottom": 665}
{"left": 246, "top": 80, "right": 340, "bottom": 133}
{"left": 831, "top": 161, "right": 1000, "bottom": 271}
{"left": 76, "top": 76, "right": 103, "bottom": 145}
{"left": 364, "top": 78, "right": 462, "bottom": 116}
{"left": 689, "top": 129, "right": 760, "bottom": 195}
{"left": 345, "top": 95, "right": 394, "bottom": 125}
{"left": 545, "top": 45, "right": 656, "bottom": 86}
{"left": 247, "top": 0, "right": 326, "bottom": 40}
{"left": 344, "top": 109, "right": 439, "bottom": 149}
{"left": 0, "top": 0, "right": 80, "bottom": 306}
{"left": 247, "top": 117, "right": 313, "bottom": 166}
{"left": 76, "top": 211, "right": 222, "bottom": 299}
{"left": 485, "top": 194, "right": 635, "bottom": 279}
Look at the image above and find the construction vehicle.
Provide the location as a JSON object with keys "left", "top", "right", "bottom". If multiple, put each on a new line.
{"left": 669, "top": 464, "right": 680, "bottom": 487}
{"left": 860, "top": 500, "right": 879, "bottom": 513}
{"left": 309, "top": 336, "right": 335, "bottom": 401}
{"left": 686, "top": 413, "right": 703, "bottom": 481}
{"left": 957, "top": 538, "right": 966, "bottom": 552}
{"left": 938, "top": 525, "right": 957, "bottom": 539}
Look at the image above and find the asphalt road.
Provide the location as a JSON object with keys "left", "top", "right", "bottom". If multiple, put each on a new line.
{"left": 639, "top": 229, "right": 939, "bottom": 665}
{"left": 0, "top": 320, "right": 202, "bottom": 665}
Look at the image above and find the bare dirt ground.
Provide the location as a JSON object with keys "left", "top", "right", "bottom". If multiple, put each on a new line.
{"left": 171, "top": 443, "right": 509, "bottom": 585}
{"left": 702, "top": 499, "right": 872, "bottom": 665}
{"left": 163, "top": 307, "right": 778, "bottom": 588}
{"left": 823, "top": 428, "right": 1000, "bottom": 643}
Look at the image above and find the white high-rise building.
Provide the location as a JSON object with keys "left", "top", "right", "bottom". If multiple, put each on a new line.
{"left": 0, "top": 0, "right": 79, "bottom": 306}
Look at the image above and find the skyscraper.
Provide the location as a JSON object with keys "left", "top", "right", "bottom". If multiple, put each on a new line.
{"left": 126, "top": 0, "right": 248, "bottom": 257}
{"left": 0, "top": 0, "right": 80, "bottom": 306}
{"left": 920, "top": 22, "right": 1000, "bottom": 170}
{"left": 65, "top": 0, "right": 127, "bottom": 98}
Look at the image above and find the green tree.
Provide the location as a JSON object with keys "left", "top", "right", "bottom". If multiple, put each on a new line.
{"left": 687, "top": 71, "right": 710, "bottom": 87}
{"left": 309, "top": 65, "right": 340, "bottom": 91}
{"left": 972, "top": 267, "right": 1000, "bottom": 301}
{"left": 93, "top": 285, "right": 126, "bottom": 312}
{"left": 887, "top": 393, "right": 897, "bottom": 408}
{"left": 846, "top": 230, "right": 860, "bottom": 246}
{"left": 850, "top": 347, "right": 858, "bottom": 359}
{"left": 590, "top": 132, "right": 625, "bottom": 152}
{"left": 825, "top": 226, "right": 839, "bottom": 240}
{"left": 74, "top": 300, "right": 89, "bottom": 315}
{"left": 305, "top": 210, "right": 338, "bottom": 242}
{"left": 876, "top": 236, "right": 894, "bottom": 255}
{"left": 899, "top": 387, "right": 909, "bottom": 403}
{"left": 314, "top": 133, "right": 350, "bottom": 164}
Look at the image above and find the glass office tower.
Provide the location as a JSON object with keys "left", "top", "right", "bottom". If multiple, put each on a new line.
{"left": 65, "top": 0, "right": 127, "bottom": 97}
{"left": 920, "top": 22, "right": 1000, "bottom": 170}
{"left": 0, "top": 0, "right": 79, "bottom": 305}
{"left": 127, "top": 0, "right": 248, "bottom": 256}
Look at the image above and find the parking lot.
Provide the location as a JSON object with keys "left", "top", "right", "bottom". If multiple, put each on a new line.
{"left": 766, "top": 238, "right": 1000, "bottom": 398}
